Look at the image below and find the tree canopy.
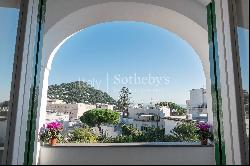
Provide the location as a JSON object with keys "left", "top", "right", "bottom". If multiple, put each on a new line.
{"left": 80, "top": 109, "right": 120, "bottom": 128}
{"left": 116, "top": 87, "right": 131, "bottom": 117}
{"left": 47, "top": 81, "right": 116, "bottom": 104}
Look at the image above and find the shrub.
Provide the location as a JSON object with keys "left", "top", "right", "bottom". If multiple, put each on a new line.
{"left": 67, "top": 128, "right": 98, "bottom": 143}
{"left": 108, "top": 135, "right": 134, "bottom": 143}
{"left": 170, "top": 122, "right": 199, "bottom": 142}
{"left": 163, "top": 134, "right": 180, "bottom": 142}
{"left": 121, "top": 124, "right": 142, "bottom": 137}
{"left": 120, "top": 125, "right": 166, "bottom": 142}
{"left": 140, "top": 127, "right": 165, "bottom": 142}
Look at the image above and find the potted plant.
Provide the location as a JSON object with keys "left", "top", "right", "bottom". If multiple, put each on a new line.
{"left": 196, "top": 122, "right": 213, "bottom": 145}
{"left": 40, "top": 121, "right": 63, "bottom": 146}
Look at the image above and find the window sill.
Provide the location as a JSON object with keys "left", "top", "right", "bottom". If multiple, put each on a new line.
{"left": 41, "top": 142, "right": 214, "bottom": 147}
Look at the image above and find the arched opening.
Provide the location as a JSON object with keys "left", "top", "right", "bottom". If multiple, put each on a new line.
{"left": 2, "top": 0, "right": 249, "bottom": 165}
{"left": 34, "top": 1, "right": 213, "bottom": 164}
{"left": 45, "top": 21, "right": 208, "bottom": 138}
{"left": 38, "top": 3, "right": 212, "bottom": 133}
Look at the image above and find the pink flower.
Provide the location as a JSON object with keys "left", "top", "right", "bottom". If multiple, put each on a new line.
{"left": 46, "top": 121, "right": 62, "bottom": 130}
{"left": 196, "top": 122, "right": 211, "bottom": 131}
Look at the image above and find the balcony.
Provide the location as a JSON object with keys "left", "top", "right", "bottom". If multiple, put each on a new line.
{"left": 39, "top": 143, "right": 215, "bottom": 165}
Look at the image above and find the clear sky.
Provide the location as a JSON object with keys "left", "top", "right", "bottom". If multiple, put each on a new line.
{"left": 0, "top": 8, "right": 19, "bottom": 102}
{"left": 11, "top": 8, "right": 250, "bottom": 105}
{"left": 237, "top": 27, "right": 249, "bottom": 92}
{"left": 49, "top": 21, "right": 206, "bottom": 105}
{"left": 0, "top": 7, "right": 208, "bottom": 105}
{"left": 0, "top": 7, "right": 249, "bottom": 107}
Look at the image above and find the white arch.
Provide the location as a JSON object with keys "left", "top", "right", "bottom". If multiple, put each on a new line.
{"left": 39, "top": 1, "right": 213, "bottom": 127}
{"left": 35, "top": 2, "right": 213, "bottom": 162}
{"left": 43, "top": 2, "right": 210, "bottom": 79}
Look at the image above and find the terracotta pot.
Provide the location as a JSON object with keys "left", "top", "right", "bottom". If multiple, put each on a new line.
{"left": 201, "top": 138, "right": 208, "bottom": 145}
{"left": 49, "top": 137, "right": 57, "bottom": 146}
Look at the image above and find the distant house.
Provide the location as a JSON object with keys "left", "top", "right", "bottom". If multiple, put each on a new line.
{"left": 122, "top": 104, "right": 171, "bottom": 131}
{"left": 186, "top": 88, "right": 208, "bottom": 122}
{"left": 96, "top": 103, "right": 115, "bottom": 110}
{"left": 47, "top": 99, "right": 96, "bottom": 121}
{"left": 46, "top": 99, "right": 115, "bottom": 121}
{"left": 0, "top": 116, "right": 7, "bottom": 144}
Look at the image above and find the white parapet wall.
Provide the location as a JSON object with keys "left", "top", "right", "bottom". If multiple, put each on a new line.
{"left": 39, "top": 143, "right": 215, "bottom": 165}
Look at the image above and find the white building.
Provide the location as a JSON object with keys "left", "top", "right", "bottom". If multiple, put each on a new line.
{"left": 187, "top": 88, "right": 208, "bottom": 122}
{"left": 164, "top": 119, "right": 178, "bottom": 135}
{"left": 123, "top": 105, "right": 171, "bottom": 131}
{"left": 0, "top": 116, "right": 7, "bottom": 144}
{"left": 127, "top": 119, "right": 165, "bottom": 131}
{"left": 128, "top": 105, "right": 170, "bottom": 120}
{"left": 47, "top": 99, "right": 96, "bottom": 121}
{"left": 190, "top": 88, "right": 207, "bottom": 108}
{"left": 163, "top": 116, "right": 187, "bottom": 135}
{"left": 45, "top": 111, "right": 69, "bottom": 123}
{"left": 47, "top": 99, "right": 115, "bottom": 121}
{"left": 96, "top": 103, "right": 115, "bottom": 110}
{"left": 47, "top": 99, "right": 66, "bottom": 104}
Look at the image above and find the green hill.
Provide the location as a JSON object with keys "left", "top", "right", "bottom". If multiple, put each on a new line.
{"left": 47, "top": 81, "right": 116, "bottom": 104}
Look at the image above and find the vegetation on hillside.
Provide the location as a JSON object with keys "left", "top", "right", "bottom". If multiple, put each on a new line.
{"left": 47, "top": 81, "right": 116, "bottom": 104}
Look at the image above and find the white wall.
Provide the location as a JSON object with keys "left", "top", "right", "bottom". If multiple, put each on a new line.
{"left": 164, "top": 119, "right": 178, "bottom": 135}
{"left": 130, "top": 120, "right": 165, "bottom": 130}
{"left": 128, "top": 108, "right": 165, "bottom": 119}
{"left": 93, "top": 125, "right": 120, "bottom": 137}
{"left": 45, "top": 112, "right": 69, "bottom": 122}
{"left": 0, "top": 119, "right": 7, "bottom": 144}
{"left": 190, "top": 88, "right": 207, "bottom": 108}
{"left": 47, "top": 103, "right": 78, "bottom": 120}
{"left": 39, "top": 144, "right": 215, "bottom": 165}
{"left": 77, "top": 103, "right": 96, "bottom": 119}
{"left": 47, "top": 103, "right": 96, "bottom": 120}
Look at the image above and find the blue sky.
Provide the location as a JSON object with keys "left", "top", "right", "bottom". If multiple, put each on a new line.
{"left": 237, "top": 27, "right": 249, "bottom": 92}
{"left": 0, "top": 8, "right": 19, "bottom": 102}
{"left": 2, "top": 8, "right": 247, "bottom": 105}
{"left": 0, "top": 7, "right": 205, "bottom": 105}
{"left": 49, "top": 21, "right": 206, "bottom": 105}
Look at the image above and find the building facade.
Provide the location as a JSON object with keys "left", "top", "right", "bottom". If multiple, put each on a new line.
{"left": 187, "top": 88, "right": 208, "bottom": 122}
{"left": 122, "top": 105, "right": 171, "bottom": 131}
{"left": 47, "top": 99, "right": 96, "bottom": 120}
{"left": 47, "top": 99, "right": 115, "bottom": 121}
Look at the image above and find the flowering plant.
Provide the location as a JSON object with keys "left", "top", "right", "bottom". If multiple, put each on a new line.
{"left": 195, "top": 122, "right": 213, "bottom": 141}
{"left": 39, "top": 121, "right": 63, "bottom": 143}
